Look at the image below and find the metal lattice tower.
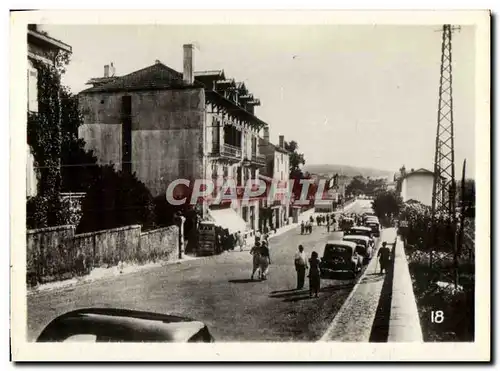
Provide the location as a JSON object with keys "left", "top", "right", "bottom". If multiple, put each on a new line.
{"left": 430, "top": 24, "right": 461, "bottom": 287}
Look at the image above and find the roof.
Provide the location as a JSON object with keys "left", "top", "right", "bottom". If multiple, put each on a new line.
{"left": 27, "top": 27, "right": 72, "bottom": 53}
{"left": 325, "top": 240, "right": 357, "bottom": 248}
{"left": 343, "top": 235, "right": 371, "bottom": 242}
{"left": 80, "top": 62, "right": 205, "bottom": 94}
{"left": 350, "top": 226, "right": 372, "bottom": 232}
{"left": 194, "top": 70, "right": 226, "bottom": 90}
{"left": 205, "top": 90, "right": 267, "bottom": 129}
{"left": 258, "top": 137, "right": 290, "bottom": 154}
{"left": 402, "top": 168, "right": 435, "bottom": 180}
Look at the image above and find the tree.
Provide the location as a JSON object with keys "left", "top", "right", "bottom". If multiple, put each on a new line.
{"left": 372, "top": 190, "right": 403, "bottom": 223}
{"left": 284, "top": 140, "right": 305, "bottom": 179}
{"left": 77, "top": 166, "right": 156, "bottom": 234}
{"left": 59, "top": 87, "right": 99, "bottom": 192}
{"left": 345, "top": 176, "right": 366, "bottom": 196}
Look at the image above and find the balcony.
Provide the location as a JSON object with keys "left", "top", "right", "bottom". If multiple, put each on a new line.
{"left": 251, "top": 153, "right": 266, "bottom": 167}
{"left": 211, "top": 143, "right": 242, "bottom": 162}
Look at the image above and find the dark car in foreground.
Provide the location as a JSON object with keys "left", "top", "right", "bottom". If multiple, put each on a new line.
{"left": 319, "top": 240, "right": 362, "bottom": 278}
{"left": 36, "top": 308, "right": 215, "bottom": 343}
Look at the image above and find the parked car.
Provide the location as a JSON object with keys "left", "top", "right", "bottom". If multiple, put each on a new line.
{"left": 36, "top": 308, "right": 215, "bottom": 343}
{"left": 319, "top": 240, "right": 363, "bottom": 278}
{"left": 365, "top": 219, "right": 381, "bottom": 237}
{"left": 342, "top": 235, "right": 373, "bottom": 264}
{"left": 345, "top": 226, "right": 375, "bottom": 245}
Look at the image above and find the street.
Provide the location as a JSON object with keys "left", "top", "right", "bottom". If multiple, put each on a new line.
{"left": 28, "top": 201, "right": 375, "bottom": 342}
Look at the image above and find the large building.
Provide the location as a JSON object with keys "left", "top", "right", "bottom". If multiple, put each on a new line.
{"left": 258, "top": 128, "right": 290, "bottom": 231}
{"left": 400, "top": 168, "right": 435, "bottom": 206}
{"left": 78, "top": 44, "right": 267, "bottom": 234}
{"left": 26, "top": 25, "right": 72, "bottom": 197}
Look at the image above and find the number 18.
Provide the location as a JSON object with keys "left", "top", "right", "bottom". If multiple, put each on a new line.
{"left": 431, "top": 310, "right": 444, "bottom": 323}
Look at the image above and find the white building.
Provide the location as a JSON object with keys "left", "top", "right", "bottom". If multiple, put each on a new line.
{"left": 258, "top": 128, "right": 290, "bottom": 232}
{"left": 400, "top": 168, "right": 435, "bottom": 206}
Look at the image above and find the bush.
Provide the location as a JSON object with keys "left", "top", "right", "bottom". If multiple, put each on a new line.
{"left": 408, "top": 259, "right": 475, "bottom": 341}
{"left": 77, "top": 166, "right": 156, "bottom": 234}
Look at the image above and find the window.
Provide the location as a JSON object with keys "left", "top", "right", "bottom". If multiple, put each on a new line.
{"left": 27, "top": 61, "right": 38, "bottom": 112}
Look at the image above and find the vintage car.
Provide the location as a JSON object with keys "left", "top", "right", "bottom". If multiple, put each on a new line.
{"left": 36, "top": 308, "right": 215, "bottom": 343}
{"left": 319, "top": 240, "right": 363, "bottom": 278}
{"left": 342, "top": 235, "right": 373, "bottom": 264}
{"left": 345, "top": 226, "right": 375, "bottom": 244}
{"left": 365, "top": 219, "right": 381, "bottom": 237}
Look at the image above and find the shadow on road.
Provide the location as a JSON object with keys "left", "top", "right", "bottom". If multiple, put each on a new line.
{"left": 269, "top": 289, "right": 309, "bottom": 299}
{"left": 268, "top": 284, "right": 354, "bottom": 302}
{"left": 369, "top": 251, "right": 396, "bottom": 342}
{"left": 228, "top": 279, "right": 263, "bottom": 284}
{"left": 283, "top": 294, "right": 313, "bottom": 303}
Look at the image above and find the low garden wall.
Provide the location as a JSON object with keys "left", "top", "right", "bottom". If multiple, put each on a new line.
{"left": 26, "top": 224, "right": 179, "bottom": 286}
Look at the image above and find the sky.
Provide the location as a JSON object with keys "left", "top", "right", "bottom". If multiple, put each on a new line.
{"left": 41, "top": 24, "right": 476, "bottom": 178}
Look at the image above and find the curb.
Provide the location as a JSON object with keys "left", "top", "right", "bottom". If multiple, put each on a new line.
{"left": 387, "top": 236, "right": 423, "bottom": 342}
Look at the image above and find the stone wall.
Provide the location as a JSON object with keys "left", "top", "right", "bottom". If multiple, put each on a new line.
{"left": 27, "top": 224, "right": 180, "bottom": 286}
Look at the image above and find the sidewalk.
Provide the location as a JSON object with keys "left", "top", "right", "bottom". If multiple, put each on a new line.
{"left": 319, "top": 228, "right": 397, "bottom": 342}
{"left": 388, "top": 236, "right": 423, "bottom": 342}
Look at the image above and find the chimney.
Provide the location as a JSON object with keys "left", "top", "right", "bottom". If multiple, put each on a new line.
{"left": 183, "top": 44, "right": 195, "bottom": 85}
{"left": 104, "top": 64, "right": 109, "bottom": 78}
{"left": 279, "top": 135, "right": 284, "bottom": 148}
{"left": 263, "top": 127, "right": 270, "bottom": 142}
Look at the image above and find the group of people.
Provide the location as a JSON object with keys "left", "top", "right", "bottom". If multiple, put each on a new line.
{"left": 215, "top": 228, "right": 246, "bottom": 253}
{"left": 300, "top": 213, "right": 338, "bottom": 235}
{"left": 294, "top": 245, "right": 321, "bottom": 298}
{"left": 250, "top": 233, "right": 271, "bottom": 280}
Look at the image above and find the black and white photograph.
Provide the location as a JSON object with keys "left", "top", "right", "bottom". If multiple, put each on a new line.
{"left": 10, "top": 9, "right": 490, "bottom": 361}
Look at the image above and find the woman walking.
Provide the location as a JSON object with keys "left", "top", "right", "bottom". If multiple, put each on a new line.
{"left": 259, "top": 241, "right": 271, "bottom": 280}
{"left": 308, "top": 251, "right": 321, "bottom": 298}
{"left": 250, "top": 240, "right": 262, "bottom": 280}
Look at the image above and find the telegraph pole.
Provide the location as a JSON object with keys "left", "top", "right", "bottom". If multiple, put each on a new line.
{"left": 430, "top": 24, "right": 461, "bottom": 289}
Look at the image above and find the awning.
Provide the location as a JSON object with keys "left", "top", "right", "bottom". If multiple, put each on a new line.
{"left": 207, "top": 207, "right": 249, "bottom": 234}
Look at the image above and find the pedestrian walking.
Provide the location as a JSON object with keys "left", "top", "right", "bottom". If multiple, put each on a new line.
{"left": 326, "top": 215, "right": 330, "bottom": 224}
{"left": 308, "top": 251, "right": 321, "bottom": 298}
{"left": 327, "top": 220, "right": 330, "bottom": 232}
{"left": 236, "top": 231, "right": 245, "bottom": 252}
{"left": 259, "top": 241, "right": 271, "bottom": 280}
{"left": 300, "top": 221, "right": 305, "bottom": 235}
{"left": 316, "top": 215, "right": 320, "bottom": 226}
{"left": 294, "top": 245, "right": 308, "bottom": 289}
{"left": 377, "top": 242, "right": 392, "bottom": 274}
{"left": 250, "top": 240, "right": 261, "bottom": 280}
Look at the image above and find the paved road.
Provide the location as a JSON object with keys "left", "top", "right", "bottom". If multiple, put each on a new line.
{"left": 27, "top": 200, "right": 375, "bottom": 342}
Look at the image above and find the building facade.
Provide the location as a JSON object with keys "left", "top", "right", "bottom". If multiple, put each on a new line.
{"left": 400, "top": 168, "right": 435, "bottom": 206}
{"left": 78, "top": 45, "right": 267, "bottom": 234}
{"left": 26, "top": 25, "right": 72, "bottom": 197}
{"left": 258, "top": 128, "right": 290, "bottom": 232}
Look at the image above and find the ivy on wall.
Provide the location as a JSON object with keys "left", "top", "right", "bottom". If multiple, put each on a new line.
{"left": 27, "top": 59, "right": 64, "bottom": 227}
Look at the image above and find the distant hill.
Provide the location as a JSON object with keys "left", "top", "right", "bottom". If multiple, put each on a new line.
{"left": 303, "top": 164, "right": 394, "bottom": 179}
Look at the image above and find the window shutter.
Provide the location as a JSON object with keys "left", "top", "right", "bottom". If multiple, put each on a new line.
{"left": 27, "top": 62, "right": 38, "bottom": 113}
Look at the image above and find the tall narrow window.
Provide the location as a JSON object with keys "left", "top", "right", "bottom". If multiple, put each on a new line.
{"left": 121, "top": 95, "right": 132, "bottom": 174}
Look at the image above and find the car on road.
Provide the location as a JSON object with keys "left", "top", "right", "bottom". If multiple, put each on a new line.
{"left": 342, "top": 235, "right": 373, "bottom": 264}
{"left": 345, "top": 226, "right": 375, "bottom": 245}
{"left": 365, "top": 219, "right": 381, "bottom": 237}
{"left": 36, "top": 308, "right": 215, "bottom": 343}
{"left": 319, "top": 240, "right": 363, "bottom": 278}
